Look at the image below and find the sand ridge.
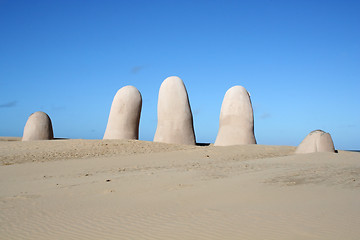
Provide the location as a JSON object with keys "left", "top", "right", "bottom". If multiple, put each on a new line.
{"left": 0, "top": 139, "right": 196, "bottom": 165}
{"left": 0, "top": 138, "right": 295, "bottom": 166}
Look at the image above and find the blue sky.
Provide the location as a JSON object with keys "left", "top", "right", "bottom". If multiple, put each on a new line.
{"left": 0, "top": 0, "right": 359, "bottom": 150}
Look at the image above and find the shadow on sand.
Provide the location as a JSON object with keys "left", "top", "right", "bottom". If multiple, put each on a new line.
{"left": 196, "top": 143, "right": 211, "bottom": 147}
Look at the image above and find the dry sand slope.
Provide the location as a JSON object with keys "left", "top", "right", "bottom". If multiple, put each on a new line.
{"left": 0, "top": 138, "right": 359, "bottom": 240}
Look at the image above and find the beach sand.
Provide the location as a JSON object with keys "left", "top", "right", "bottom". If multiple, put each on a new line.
{"left": 0, "top": 138, "right": 359, "bottom": 239}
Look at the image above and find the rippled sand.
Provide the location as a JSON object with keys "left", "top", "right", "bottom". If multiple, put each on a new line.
{"left": 0, "top": 138, "right": 359, "bottom": 239}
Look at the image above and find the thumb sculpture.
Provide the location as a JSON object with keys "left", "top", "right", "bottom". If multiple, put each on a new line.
{"left": 154, "top": 76, "right": 196, "bottom": 145}
{"left": 295, "top": 130, "right": 335, "bottom": 154}
{"left": 214, "top": 86, "right": 256, "bottom": 146}
{"left": 22, "top": 111, "right": 54, "bottom": 141}
{"left": 103, "top": 86, "right": 142, "bottom": 140}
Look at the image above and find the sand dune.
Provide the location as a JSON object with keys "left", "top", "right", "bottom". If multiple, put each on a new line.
{"left": 0, "top": 138, "right": 359, "bottom": 239}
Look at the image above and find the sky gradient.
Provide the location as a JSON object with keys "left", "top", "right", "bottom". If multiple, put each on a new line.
{"left": 1, "top": 0, "right": 359, "bottom": 150}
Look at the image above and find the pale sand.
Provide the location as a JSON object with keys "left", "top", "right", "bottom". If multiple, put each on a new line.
{"left": 0, "top": 138, "right": 359, "bottom": 239}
